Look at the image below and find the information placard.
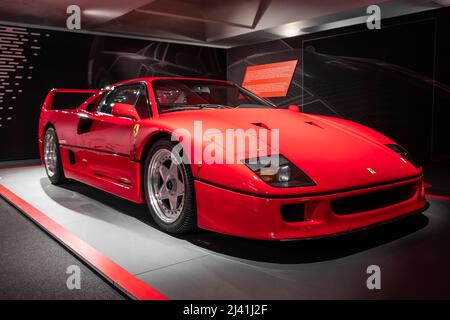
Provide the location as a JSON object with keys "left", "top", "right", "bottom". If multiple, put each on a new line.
{"left": 242, "top": 60, "right": 298, "bottom": 98}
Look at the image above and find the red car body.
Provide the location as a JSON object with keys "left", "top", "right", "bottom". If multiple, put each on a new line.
{"left": 38, "top": 77, "right": 428, "bottom": 240}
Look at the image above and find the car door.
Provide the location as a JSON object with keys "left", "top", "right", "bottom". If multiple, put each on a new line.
{"left": 77, "top": 83, "right": 150, "bottom": 186}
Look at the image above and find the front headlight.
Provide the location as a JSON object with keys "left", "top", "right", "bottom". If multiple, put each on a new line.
{"left": 386, "top": 144, "right": 420, "bottom": 168}
{"left": 242, "top": 154, "right": 316, "bottom": 187}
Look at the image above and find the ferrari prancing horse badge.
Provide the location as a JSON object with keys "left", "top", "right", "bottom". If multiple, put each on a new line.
{"left": 133, "top": 124, "right": 140, "bottom": 138}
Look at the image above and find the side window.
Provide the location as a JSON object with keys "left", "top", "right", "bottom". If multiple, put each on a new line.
{"left": 134, "top": 91, "right": 151, "bottom": 118}
{"left": 97, "top": 84, "right": 151, "bottom": 118}
{"left": 97, "top": 91, "right": 116, "bottom": 115}
{"left": 85, "top": 92, "right": 106, "bottom": 112}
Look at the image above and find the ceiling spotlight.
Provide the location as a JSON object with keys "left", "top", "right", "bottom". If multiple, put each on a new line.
{"left": 273, "top": 22, "right": 304, "bottom": 38}
{"left": 83, "top": 9, "right": 121, "bottom": 19}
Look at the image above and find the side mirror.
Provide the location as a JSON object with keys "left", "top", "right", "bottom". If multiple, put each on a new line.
{"left": 111, "top": 103, "right": 139, "bottom": 120}
{"left": 288, "top": 104, "right": 302, "bottom": 112}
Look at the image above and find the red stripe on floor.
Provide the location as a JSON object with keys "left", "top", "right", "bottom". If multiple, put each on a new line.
{"left": 426, "top": 193, "right": 450, "bottom": 202}
{"left": 0, "top": 184, "right": 169, "bottom": 300}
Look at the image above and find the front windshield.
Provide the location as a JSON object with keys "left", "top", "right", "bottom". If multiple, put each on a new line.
{"left": 153, "top": 79, "right": 276, "bottom": 113}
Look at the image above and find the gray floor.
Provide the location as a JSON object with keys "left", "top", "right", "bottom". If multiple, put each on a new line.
{"left": 1, "top": 166, "right": 449, "bottom": 299}
{"left": 0, "top": 159, "right": 41, "bottom": 169}
{"left": 0, "top": 199, "right": 125, "bottom": 300}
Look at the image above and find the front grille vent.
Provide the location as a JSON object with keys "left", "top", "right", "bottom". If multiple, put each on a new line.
{"left": 331, "top": 184, "right": 417, "bottom": 215}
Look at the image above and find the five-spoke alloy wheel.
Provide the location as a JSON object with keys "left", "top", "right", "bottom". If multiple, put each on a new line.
{"left": 144, "top": 139, "right": 196, "bottom": 233}
{"left": 43, "top": 127, "right": 66, "bottom": 184}
{"left": 148, "top": 149, "right": 186, "bottom": 223}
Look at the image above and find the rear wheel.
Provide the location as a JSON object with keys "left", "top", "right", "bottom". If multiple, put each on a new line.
{"left": 144, "top": 139, "right": 196, "bottom": 233}
{"left": 43, "top": 127, "right": 66, "bottom": 184}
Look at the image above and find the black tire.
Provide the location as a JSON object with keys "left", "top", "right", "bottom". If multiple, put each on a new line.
{"left": 144, "top": 139, "right": 197, "bottom": 233}
{"left": 43, "top": 127, "right": 67, "bottom": 184}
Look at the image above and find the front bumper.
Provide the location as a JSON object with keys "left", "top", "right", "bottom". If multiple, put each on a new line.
{"left": 194, "top": 175, "right": 428, "bottom": 240}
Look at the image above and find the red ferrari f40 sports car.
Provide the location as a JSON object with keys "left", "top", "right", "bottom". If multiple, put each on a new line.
{"left": 39, "top": 77, "right": 428, "bottom": 240}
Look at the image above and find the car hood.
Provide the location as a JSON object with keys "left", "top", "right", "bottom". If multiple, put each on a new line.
{"left": 155, "top": 108, "right": 421, "bottom": 195}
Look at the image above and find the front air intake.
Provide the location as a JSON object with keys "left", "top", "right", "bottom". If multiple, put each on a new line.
{"left": 280, "top": 203, "right": 305, "bottom": 222}
{"left": 331, "top": 183, "right": 417, "bottom": 215}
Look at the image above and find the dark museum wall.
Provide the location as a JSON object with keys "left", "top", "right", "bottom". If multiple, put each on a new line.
{"left": 228, "top": 7, "right": 450, "bottom": 164}
{"left": 0, "top": 26, "right": 226, "bottom": 161}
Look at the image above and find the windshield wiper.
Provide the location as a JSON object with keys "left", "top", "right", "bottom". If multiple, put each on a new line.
{"left": 195, "top": 104, "right": 233, "bottom": 109}
{"left": 235, "top": 104, "right": 271, "bottom": 109}
{"left": 161, "top": 104, "right": 233, "bottom": 113}
{"left": 161, "top": 106, "right": 203, "bottom": 113}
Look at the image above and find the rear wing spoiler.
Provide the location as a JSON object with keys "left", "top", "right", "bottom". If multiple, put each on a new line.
{"left": 42, "top": 88, "right": 99, "bottom": 110}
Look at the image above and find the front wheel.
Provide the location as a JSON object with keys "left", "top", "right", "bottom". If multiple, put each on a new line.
{"left": 144, "top": 139, "right": 197, "bottom": 233}
{"left": 43, "top": 127, "right": 67, "bottom": 184}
